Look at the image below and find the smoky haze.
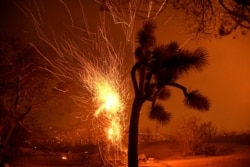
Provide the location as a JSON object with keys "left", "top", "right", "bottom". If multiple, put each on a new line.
{"left": 1, "top": 0, "right": 250, "bottom": 134}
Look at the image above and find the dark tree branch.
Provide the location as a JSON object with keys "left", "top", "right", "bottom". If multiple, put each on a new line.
{"left": 131, "top": 61, "right": 143, "bottom": 95}
{"left": 218, "top": 0, "right": 250, "bottom": 28}
{"left": 165, "top": 82, "right": 188, "bottom": 96}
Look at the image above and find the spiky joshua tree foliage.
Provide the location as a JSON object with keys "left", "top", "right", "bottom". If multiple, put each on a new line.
{"left": 128, "top": 21, "right": 210, "bottom": 167}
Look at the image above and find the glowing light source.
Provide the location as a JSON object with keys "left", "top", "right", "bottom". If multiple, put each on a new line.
{"left": 84, "top": 67, "right": 127, "bottom": 146}
{"left": 97, "top": 85, "right": 122, "bottom": 142}
{"left": 17, "top": 0, "right": 138, "bottom": 165}
{"left": 61, "top": 156, "right": 67, "bottom": 160}
{"left": 94, "top": 81, "right": 122, "bottom": 116}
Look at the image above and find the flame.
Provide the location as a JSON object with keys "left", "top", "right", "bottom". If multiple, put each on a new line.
{"left": 93, "top": 78, "right": 124, "bottom": 144}
{"left": 95, "top": 81, "right": 122, "bottom": 116}
{"left": 17, "top": 0, "right": 131, "bottom": 156}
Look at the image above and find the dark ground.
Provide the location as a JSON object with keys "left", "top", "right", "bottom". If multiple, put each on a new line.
{"left": 10, "top": 142, "right": 250, "bottom": 167}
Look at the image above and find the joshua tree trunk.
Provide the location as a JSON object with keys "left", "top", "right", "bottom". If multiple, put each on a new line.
{"left": 128, "top": 96, "right": 144, "bottom": 167}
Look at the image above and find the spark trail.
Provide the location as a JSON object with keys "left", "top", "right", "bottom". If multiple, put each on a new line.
{"left": 95, "top": 0, "right": 169, "bottom": 41}
{"left": 16, "top": 0, "right": 169, "bottom": 165}
{"left": 16, "top": 0, "right": 130, "bottom": 163}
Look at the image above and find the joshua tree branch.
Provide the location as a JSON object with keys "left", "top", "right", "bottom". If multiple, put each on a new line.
{"left": 165, "top": 82, "right": 188, "bottom": 96}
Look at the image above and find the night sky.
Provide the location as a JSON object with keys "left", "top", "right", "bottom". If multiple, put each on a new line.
{"left": 1, "top": 0, "right": 250, "bottom": 133}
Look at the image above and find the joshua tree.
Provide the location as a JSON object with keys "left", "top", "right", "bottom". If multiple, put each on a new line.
{"left": 128, "top": 21, "right": 210, "bottom": 167}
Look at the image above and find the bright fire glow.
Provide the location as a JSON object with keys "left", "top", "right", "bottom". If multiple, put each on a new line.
{"left": 16, "top": 0, "right": 145, "bottom": 164}
{"left": 95, "top": 81, "right": 123, "bottom": 143}
{"left": 61, "top": 156, "right": 67, "bottom": 160}
{"left": 84, "top": 63, "right": 127, "bottom": 146}
{"left": 95, "top": 81, "right": 122, "bottom": 116}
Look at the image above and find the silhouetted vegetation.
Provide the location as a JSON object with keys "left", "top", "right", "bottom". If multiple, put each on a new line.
{"left": 128, "top": 21, "right": 210, "bottom": 167}
{"left": 136, "top": 120, "right": 250, "bottom": 161}
{"left": 170, "top": 0, "right": 250, "bottom": 38}
{"left": 174, "top": 117, "right": 220, "bottom": 156}
{"left": 0, "top": 36, "right": 67, "bottom": 165}
{"left": 101, "top": 0, "right": 250, "bottom": 38}
{"left": 215, "top": 130, "right": 250, "bottom": 145}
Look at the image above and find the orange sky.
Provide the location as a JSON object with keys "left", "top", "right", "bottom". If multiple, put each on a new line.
{"left": 1, "top": 0, "right": 250, "bottom": 133}
{"left": 140, "top": 17, "right": 250, "bottom": 133}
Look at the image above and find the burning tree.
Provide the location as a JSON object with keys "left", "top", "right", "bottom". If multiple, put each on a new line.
{"left": 15, "top": 1, "right": 130, "bottom": 165}
{"left": 13, "top": 1, "right": 212, "bottom": 166}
